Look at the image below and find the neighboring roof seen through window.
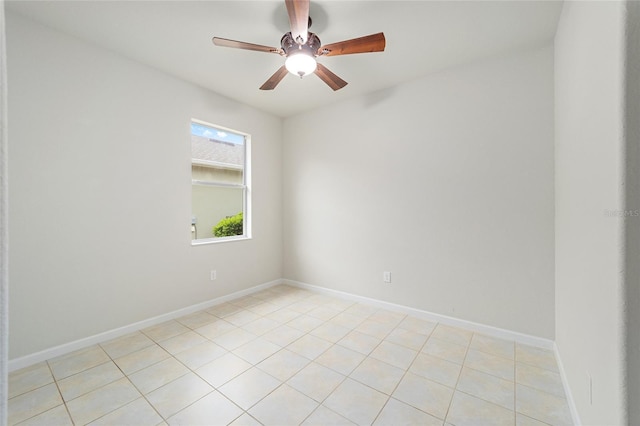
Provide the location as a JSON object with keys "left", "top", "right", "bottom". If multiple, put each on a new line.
{"left": 191, "top": 122, "right": 244, "bottom": 166}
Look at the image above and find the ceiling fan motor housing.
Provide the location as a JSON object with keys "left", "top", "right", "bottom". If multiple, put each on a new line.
{"left": 281, "top": 31, "right": 321, "bottom": 57}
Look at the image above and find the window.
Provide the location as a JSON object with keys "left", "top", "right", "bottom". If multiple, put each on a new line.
{"left": 191, "top": 119, "right": 250, "bottom": 243}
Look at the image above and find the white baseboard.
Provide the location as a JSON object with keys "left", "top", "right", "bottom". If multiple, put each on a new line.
{"left": 8, "top": 279, "right": 283, "bottom": 372}
{"left": 10, "top": 275, "right": 578, "bottom": 425}
{"left": 9, "top": 276, "right": 581, "bottom": 424}
{"left": 283, "top": 279, "right": 555, "bottom": 350}
{"left": 285, "top": 279, "right": 581, "bottom": 424}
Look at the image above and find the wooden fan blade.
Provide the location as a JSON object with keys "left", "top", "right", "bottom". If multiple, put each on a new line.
{"left": 212, "top": 37, "right": 283, "bottom": 54}
{"left": 260, "top": 66, "right": 289, "bottom": 90}
{"left": 285, "top": 0, "right": 310, "bottom": 44}
{"left": 318, "top": 32, "right": 386, "bottom": 56}
{"left": 315, "top": 63, "right": 348, "bottom": 91}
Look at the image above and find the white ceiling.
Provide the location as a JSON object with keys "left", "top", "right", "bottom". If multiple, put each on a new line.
{"left": 7, "top": 0, "right": 563, "bottom": 118}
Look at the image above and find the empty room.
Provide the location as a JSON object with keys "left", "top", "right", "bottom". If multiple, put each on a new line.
{"left": 1, "top": 0, "right": 638, "bottom": 425}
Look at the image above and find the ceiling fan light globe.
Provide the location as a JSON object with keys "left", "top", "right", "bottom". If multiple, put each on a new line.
{"left": 285, "top": 53, "right": 317, "bottom": 77}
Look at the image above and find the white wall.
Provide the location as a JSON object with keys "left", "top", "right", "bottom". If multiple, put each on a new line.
{"left": 6, "top": 13, "right": 283, "bottom": 359}
{"left": 283, "top": 47, "right": 555, "bottom": 339}
{"left": 554, "top": 1, "right": 628, "bottom": 424}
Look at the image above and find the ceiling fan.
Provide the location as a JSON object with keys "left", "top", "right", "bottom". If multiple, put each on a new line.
{"left": 212, "top": 0, "right": 386, "bottom": 91}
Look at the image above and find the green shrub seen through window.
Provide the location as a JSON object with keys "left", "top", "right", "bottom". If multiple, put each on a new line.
{"left": 213, "top": 212, "right": 243, "bottom": 237}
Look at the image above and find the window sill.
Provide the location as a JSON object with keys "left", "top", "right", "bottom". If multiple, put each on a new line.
{"left": 191, "top": 235, "right": 251, "bottom": 246}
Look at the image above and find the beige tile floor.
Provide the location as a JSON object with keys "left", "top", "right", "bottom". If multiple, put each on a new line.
{"left": 8, "top": 284, "right": 573, "bottom": 425}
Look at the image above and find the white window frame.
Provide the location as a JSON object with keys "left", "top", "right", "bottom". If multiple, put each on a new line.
{"left": 190, "top": 118, "right": 251, "bottom": 245}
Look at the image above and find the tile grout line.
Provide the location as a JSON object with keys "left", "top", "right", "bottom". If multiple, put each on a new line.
{"left": 210, "top": 290, "right": 324, "bottom": 421}
{"left": 311, "top": 306, "right": 398, "bottom": 425}
{"left": 272, "top": 303, "right": 369, "bottom": 424}
{"left": 247, "top": 300, "right": 388, "bottom": 424}
{"left": 259, "top": 296, "right": 356, "bottom": 420}
{"left": 368, "top": 321, "right": 432, "bottom": 425}
{"left": 152, "top": 296, "right": 273, "bottom": 422}
{"left": 171, "top": 294, "right": 302, "bottom": 424}
{"left": 48, "top": 360, "right": 75, "bottom": 426}
{"left": 308, "top": 309, "right": 391, "bottom": 423}
{"left": 439, "top": 326, "right": 474, "bottom": 424}
{"left": 192, "top": 289, "right": 324, "bottom": 421}
{"left": 97, "top": 340, "right": 168, "bottom": 425}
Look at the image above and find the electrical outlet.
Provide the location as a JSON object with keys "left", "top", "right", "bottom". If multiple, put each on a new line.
{"left": 210, "top": 270, "right": 217, "bottom": 281}
{"left": 383, "top": 271, "right": 392, "bottom": 283}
